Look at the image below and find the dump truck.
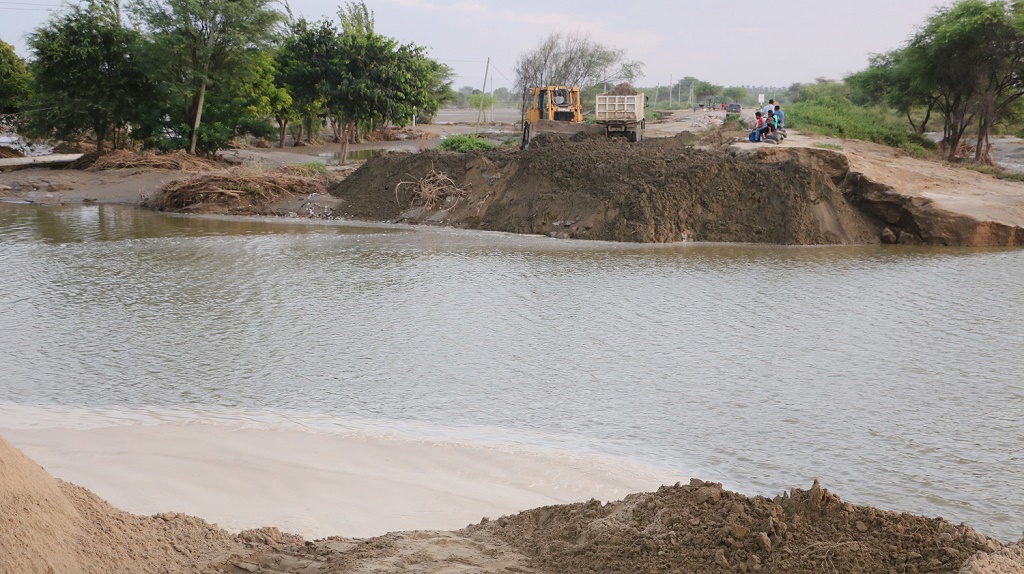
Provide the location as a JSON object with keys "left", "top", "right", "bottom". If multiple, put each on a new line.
{"left": 521, "top": 85, "right": 602, "bottom": 149}
{"left": 595, "top": 86, "right": 647, "bottom": 142}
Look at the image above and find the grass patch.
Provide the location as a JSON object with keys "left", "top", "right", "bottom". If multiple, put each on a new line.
{"left": 724, "top": 113, "right": 740, "bottom": 123}
{"left": 813, "top": 142, "right": 843, "bottom": 151}
{"left": 962, "top": 163, "right": 1024, "bottom": 182}
{"left": 280, "top": 161, "right": 327, "bottom": 176}
{"left": 438, "top": 134, "right": 496, "bottom": 152}
{"left": 788, "top": 97, "right": 935, "bottom": 151}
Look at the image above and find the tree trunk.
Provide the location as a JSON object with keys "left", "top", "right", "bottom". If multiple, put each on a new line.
{"left": 339, "top": 118, "right": 354, "bottom": 164}
{"left": 295, "top": 122, "right": 304, "bottom": 146}
{"left": 189, "top": 78, "right": 208, "bottom": 155}
{"left": 277, "top": 117, "right": 288, "bottom": 148}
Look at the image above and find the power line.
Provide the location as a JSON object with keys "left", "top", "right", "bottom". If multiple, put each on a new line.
{"left": 0, "top": 6, "right": 55, "bottom": 10}
{"left": 0, "top": 1, "right": 62, "bottom": 5}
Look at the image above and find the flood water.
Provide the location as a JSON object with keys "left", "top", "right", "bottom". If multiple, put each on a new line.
{"left": 1, "top": 203, "right": 1022, "bottom": 541}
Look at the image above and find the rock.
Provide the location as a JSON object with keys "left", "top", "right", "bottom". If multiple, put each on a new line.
{"left": 881, "top": 227, "right": 898, "bottom": 243}
{"left": 856, "top": 521, "right": 869, "bottom": 533}
{"left": 695, "top": 486, "right": 722, "bottom": 504}
{"left": 897, "top": 230, "right": 922, "bottom": 244}
{"left": 714, "top": 548, "right": 730, "bottom": 568}
{"left": 758, "top": 532, "right": 772, "bottom": 553}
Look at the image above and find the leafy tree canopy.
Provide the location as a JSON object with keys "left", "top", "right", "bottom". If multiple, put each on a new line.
{"left": 128, "top": 0, "right": 285, "bottom": 153}
{"left": 25, "top": 1, "right": 150, "bottom": 151}
{"left": 0, "top": 40, "right": 31, "bottom": 115}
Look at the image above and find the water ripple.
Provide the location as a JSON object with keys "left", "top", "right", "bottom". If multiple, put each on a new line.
{"left": 1, "top": 204, "right": 1023, "bottom": 540}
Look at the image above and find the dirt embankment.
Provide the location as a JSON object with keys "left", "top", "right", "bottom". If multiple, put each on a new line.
{"left": 331, "top": 134, "right": 1024, "bottom": 246}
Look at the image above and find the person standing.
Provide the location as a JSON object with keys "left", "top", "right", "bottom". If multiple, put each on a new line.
{"left": 762, "top": 98, "right": 775, "bottom": 117}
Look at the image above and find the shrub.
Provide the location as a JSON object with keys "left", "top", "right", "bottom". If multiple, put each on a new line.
{"left": 438, "top": 134, "right": 496, "bottom": 152}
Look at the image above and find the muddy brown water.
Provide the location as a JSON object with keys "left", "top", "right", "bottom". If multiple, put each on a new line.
{"left": 1, "top": 203, "right": 1022, "bottom": 542}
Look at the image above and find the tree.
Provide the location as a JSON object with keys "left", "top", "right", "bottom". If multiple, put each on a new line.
{"left": 129, "top": 0, "right": 284, "bottom": 154}
{"left": 328, "top": 31, "right": 444, "bottom": 161}
{"left": 276, "top": 18, "right": 340, "bottom": 146}
{"left": 25, "top": 0, "right": 150, "bottom": 152}
{"left": 513, "top": 32, "right": 643, "bottom": 103}
{"left": 722, "top": 87, "right": 750, "bottom": 105}
{"left": 904, "top": 0, "right": 1022, "bottom": 161}
{"left": 0, "top": 40, "right": 31, "bottom": 115}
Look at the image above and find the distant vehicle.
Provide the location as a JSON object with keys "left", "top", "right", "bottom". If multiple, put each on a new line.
{"left": 727, "top": 103, "right": 742, "bottom": 114}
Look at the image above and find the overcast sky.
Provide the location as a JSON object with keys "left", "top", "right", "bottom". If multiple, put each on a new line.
{"left": 2, "top": 0, "right": 955, "bottom": 91}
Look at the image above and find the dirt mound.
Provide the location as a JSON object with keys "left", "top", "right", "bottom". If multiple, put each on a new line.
{"left": 960, "top": 542, "right": 1024, "bottom": 573}
{"left": 605, "top": 82, "right": 641, "bottom": 96}
{"left": 469, "top": 479, "right": 1003, "bottom": 574}
{"left": 332, "top": 135, "right": 879, "bottom": 244}
{"left": 0, "top": 435, "right": 245, "bottom": 574}
{"left": 0, "top": 145, "right": 23, "bottom": 159}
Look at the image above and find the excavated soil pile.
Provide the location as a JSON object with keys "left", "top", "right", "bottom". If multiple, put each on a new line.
{"left": 606, "top": 82, "right": 641, "bottom": 95}
{"left": 332, "top": 135, "right": 880, "bottom": 244}
{"left": 469, "top": 479, "right": 1004, "bottom": 574}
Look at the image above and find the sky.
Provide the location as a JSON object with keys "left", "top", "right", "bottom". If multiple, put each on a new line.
{"left": 1, "top": 0, "right": 956, "bottom": 92}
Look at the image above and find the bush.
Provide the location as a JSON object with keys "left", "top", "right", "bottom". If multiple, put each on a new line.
{"left": 437, "top": 134, "right": 496, "bottom": 152}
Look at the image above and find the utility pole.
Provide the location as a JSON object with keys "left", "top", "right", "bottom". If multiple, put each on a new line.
{"left": 476, "top": 57, "right": 490, "bottom": 133}
{"left": 669, "top": 75, "right": 673, "bottom": 108}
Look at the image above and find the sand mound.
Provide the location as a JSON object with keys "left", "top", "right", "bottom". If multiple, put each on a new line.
{"left": 469, "top": 479, "right": 1003, "bottom": 574}
{"left": 960, "top": 543, "right": 1024, "bottom": 573}
{"left": 0, "top": 436, "right": 243, "bottom": 574}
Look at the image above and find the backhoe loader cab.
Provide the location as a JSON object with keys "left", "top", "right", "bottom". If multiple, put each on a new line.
{"left": 525, "top": 86, "right": 584, "bottom": 124}
{"left": 521, "top": 85, "right": 599, "bottom": 148}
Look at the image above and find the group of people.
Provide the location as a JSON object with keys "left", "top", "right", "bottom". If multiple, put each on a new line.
{"left": 749, "top": 98, "right": 786, "bottom": 144}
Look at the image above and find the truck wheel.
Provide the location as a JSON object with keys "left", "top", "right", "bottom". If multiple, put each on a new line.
{"left": 627, "top": 130, "right": 637, "bottom": 143}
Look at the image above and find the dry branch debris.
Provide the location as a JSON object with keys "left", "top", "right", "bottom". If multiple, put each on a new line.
{"left": 395, "top": 167, "right": 467, "bottom": 211}
{"left": 143, "top": 167, "right": 329, "bottom": 212}
{"left": 84, "top": 150, "right": 222, "bottom": 172}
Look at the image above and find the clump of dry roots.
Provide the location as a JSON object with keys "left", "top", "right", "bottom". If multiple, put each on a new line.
{"left": 143, "top": 167, "right": 329, "bottom": 211}
{"left": 83, "top": 150, "right": 222, "bottom": 172}
{"left": 395, "top": 167, "right": 467, "bottom": 211}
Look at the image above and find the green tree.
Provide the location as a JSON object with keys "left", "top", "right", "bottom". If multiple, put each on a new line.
{"left": 904, "top": 0, "right": 1024, "bottom": 161}
{"left": 0, "top": 40, "right": 31, "bottom": 114}
{"left": 275, "top": 18, "right": 340, "bottom": 145}
{"left": 329, "top": 31, "right": 442, "bottom": 161}
{"left": 722, "top": 87, "right": 750, "bottom": 105}
{"left": 129, "top": 0, "right": 284, "bottom": 154}
{"left": 25, "top": 1, "right": 150, "bottom": 151}
{"left": 693, "top": 81, "right": 721, "bottom": 102}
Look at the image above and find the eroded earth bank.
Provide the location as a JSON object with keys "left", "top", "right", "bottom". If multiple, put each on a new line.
{"left": 331, "top": 134, "right": 1024, "bottom": 246}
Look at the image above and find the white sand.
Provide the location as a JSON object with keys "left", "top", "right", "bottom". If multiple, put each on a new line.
{"left": 1, "top": 421, "right": 681, "bottom": 539}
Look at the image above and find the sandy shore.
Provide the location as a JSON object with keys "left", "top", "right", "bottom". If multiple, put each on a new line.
{"left": 0, "top": 420, "right": 679, "bottom": 539}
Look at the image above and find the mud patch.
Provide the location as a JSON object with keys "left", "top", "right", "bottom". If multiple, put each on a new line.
{"left": 471, "top": 479, "right": 1003, "bottom": 574}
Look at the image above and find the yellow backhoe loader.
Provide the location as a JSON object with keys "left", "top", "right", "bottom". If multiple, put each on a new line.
{"left": 521, "top": 86, "right": 603, "bottom": 149}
